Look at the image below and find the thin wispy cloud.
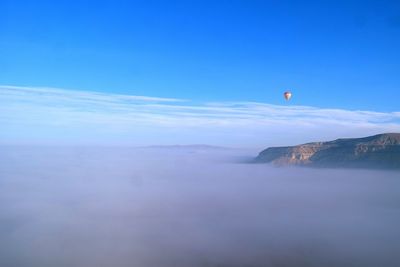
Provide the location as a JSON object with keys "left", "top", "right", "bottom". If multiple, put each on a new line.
{"left": 1, "top": 85, "right": 399, "bottom": 147}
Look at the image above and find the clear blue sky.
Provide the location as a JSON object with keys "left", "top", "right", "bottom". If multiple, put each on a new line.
{"left": 1, "top": 0, "right": 400, "bottom": 111}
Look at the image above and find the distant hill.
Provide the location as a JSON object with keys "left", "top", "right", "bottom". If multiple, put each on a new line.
{"left": 255, "top": 133, "right": 400, "bottom": 169}
{"left": 139, "top": 144, "right": 229, "bottom": 150}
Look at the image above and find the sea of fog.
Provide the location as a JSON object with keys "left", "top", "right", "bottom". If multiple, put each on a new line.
{"left": 0, "top": 146, "right": 399, "bottom": 267}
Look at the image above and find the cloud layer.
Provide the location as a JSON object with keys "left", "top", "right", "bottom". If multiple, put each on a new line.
{"left": 1, "top": 85, "right": 399, "bottom": 147}
{"left": 1, "top": 146, "right": 400, "bottom": 267}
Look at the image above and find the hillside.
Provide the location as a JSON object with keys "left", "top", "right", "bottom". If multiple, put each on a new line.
{"left": 255, "top": 133, "right": 400, "bottom": 169}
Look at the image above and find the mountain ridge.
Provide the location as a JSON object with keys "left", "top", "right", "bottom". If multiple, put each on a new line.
{"left": 255, "top": 133, "right": 400, "bottom": 169}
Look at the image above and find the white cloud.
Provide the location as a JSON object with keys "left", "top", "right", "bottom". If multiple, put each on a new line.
{"left": 1, "top": 85, "right": 399, "bottom": 147}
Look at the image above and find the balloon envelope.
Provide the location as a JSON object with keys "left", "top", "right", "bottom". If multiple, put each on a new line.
{"left": 284, "top": 91, "right": 292, "bottom": 100}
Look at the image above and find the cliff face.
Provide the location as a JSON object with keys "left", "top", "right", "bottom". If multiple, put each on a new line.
{"left": 255, "top": 133, "right": 400, "bottom": 169}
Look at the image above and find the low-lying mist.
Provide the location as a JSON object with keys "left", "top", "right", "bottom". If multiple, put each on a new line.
{"left": 0, "top": 146, "right": 399, "bottom": 267}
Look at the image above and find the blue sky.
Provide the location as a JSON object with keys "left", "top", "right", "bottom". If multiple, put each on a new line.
{"left": 1, "top": 1, "right": 400, "bottom": 146}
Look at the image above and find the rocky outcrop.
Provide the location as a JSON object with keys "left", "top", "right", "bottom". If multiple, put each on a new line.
{"left": 255, "top": 133, "right": 400, "bottom": 169}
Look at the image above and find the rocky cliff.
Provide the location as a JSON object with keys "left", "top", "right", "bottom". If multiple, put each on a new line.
{"left": 255, "top": 133, "right": 400, "bottom": 169}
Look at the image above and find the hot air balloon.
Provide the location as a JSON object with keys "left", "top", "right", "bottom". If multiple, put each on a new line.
{"left": 284, "top": 91, "right": 292, "bottom": 100}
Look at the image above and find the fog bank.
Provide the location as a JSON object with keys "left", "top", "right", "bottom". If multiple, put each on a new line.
{"left": 0, "top": 146, "right": 399, "bottom": 267}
